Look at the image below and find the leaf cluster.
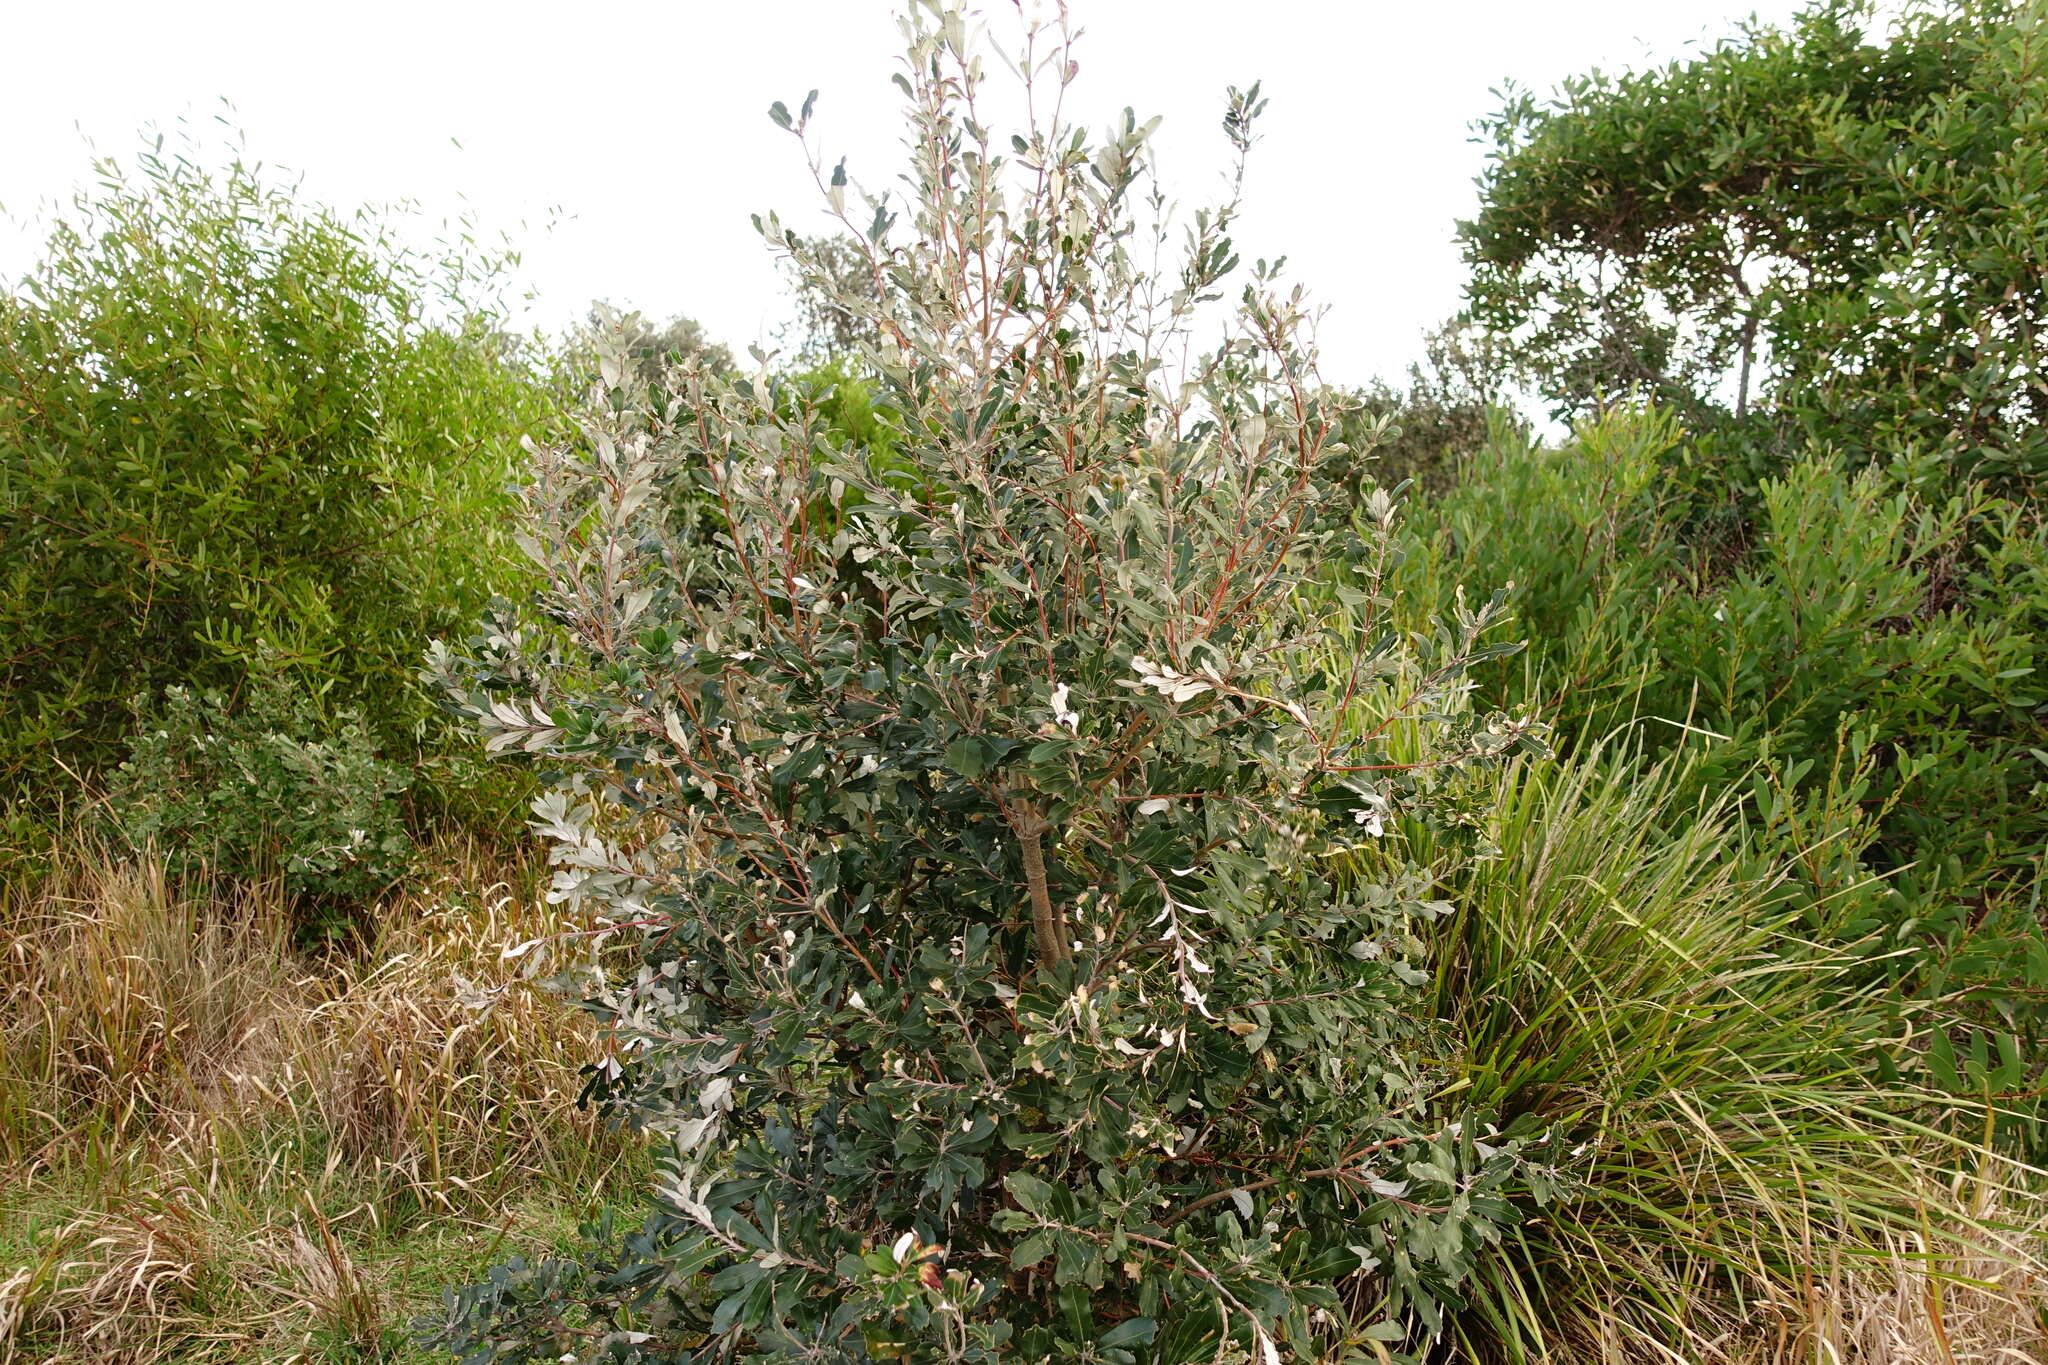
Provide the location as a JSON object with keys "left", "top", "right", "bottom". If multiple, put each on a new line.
{"left": 109, "top": 676, "right": 415, "bottom": 917}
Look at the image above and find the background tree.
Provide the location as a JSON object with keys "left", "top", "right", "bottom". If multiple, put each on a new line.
{"left": 1323, "top": 321, "right": 1514, "bottom": 509}
{"left": 568, "top": 303, "right": 734, "bottom": 391}
{"left": 779, "top": 232, "right": 889, "bottom": 362}
{"left": 1460, "top": 0, "right": 2048, "bottom": 487}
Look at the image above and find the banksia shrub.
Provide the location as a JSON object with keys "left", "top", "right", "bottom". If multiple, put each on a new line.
{"left": 428, "top": 5, "right": 1544, "bottom": 1359}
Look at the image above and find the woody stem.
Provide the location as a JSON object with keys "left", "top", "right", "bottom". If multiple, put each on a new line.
{"left": 1010, "top": 806, "right": 1070, "bottom": 968}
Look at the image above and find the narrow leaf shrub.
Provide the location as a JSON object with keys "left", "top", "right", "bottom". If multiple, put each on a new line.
{"left": 428, "top": 8, "right": 1547, "bottom": 1359}
{"left": 0, "top": 146, "right": 551, "bottom": 817}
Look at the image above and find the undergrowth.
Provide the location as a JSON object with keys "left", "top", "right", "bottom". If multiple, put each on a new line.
{"left": 0, "top": 837, "right": 640, "bottom": 1363}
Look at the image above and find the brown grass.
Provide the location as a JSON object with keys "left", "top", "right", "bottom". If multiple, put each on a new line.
{"left": 0, "top": 837, "right": 636, "bottom": 1363}
{"left": 1792, "top": 1190, "right": 2048, "bottom": 1365}
{"left": 1549, "top": 1186, "right": 2048, "bottom": 1365}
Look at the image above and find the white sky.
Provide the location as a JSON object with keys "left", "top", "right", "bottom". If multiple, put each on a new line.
{"left": 1, "top": 0, "right": 1807, "bottom": 388}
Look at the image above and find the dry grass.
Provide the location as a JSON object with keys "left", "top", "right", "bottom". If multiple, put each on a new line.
{"left": 1792, "top": 1189, "right": 2048, "bottom": 1365}
{"left": 0, "top": 837, "right": 638, "bottom": 1363}
{"left": 1539, "top": 1184, "right": 2048, "bottom": 1365}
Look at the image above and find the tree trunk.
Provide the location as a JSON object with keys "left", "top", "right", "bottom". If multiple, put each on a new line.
{"left": 1736, "top": 312, "right": 1757, "bottom": 423}
{"left": 1008, "top": 806, "right": 1070, "bottom": 968}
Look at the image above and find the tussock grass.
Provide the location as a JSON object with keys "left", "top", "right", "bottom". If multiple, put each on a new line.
{"left": 0, "top": 837, "right": 638, "bottom": 1363}
{"left": 1410, "top": 747, "right": 2048, "bottom": 1363}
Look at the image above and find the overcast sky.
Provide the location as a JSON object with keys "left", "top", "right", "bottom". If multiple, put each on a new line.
{"left": 1, "top": 0, "right": 1807, "bottom": 387}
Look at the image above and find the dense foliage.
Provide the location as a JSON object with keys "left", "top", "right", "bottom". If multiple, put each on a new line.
{"left": 1461, "top": 0, "right": 2048, "bottom": 487}
{"left": 110, "top": 678, "right": 415, "bottom": 911}
{"left": 1450, "top": 0, "right": 2048, "bottom": 1157}
{"left": 426, "top": 9, "right": 1556, "bottom": 1360}
{"left": 0, "top": 150, "right": 550, "bottom": 818}
{"left": 1392, "top": 412, "right": 2048, "bottom": 1149}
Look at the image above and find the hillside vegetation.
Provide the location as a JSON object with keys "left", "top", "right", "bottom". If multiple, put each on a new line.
{"left": 2, "top": 2, "right": 2043, "bottom": 1362}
